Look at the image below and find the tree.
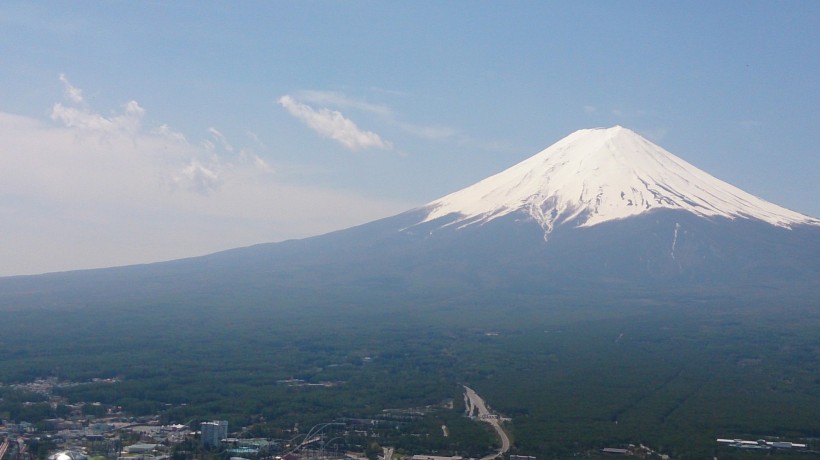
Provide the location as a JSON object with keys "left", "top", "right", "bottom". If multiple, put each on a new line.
{"left": 365, "top": 441, "right": 382, "bottom": 460}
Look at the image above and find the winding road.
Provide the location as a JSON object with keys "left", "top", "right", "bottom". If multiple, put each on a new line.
{"left": 464, "top": 386, "right": 510, "bottom": 460}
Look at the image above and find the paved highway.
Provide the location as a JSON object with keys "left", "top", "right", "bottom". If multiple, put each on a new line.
{"left": 464, "top": 386, "right": 510, "bottom": 460}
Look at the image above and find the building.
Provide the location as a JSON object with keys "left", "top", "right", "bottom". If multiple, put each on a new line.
{"left": 411, "top": 456, "right": 462, "bottom": 460}
{"left": 201, "top": 421, "right": 228, "bottom": 448}
{"left": 48, "top": 451, "right": 88, "bottom": 460}
{"left": 124, "top": 444, "right": 158, "bottom": 454}
{"left": 716, "top": 438, "right": 807, "bottom": 450}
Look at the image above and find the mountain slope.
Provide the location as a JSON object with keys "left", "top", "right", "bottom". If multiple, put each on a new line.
{"left": 420, "top": 126, "right": 819, "bottom": 237}
{"left": 0, "top": 126, "right": 817, "bottom": 312}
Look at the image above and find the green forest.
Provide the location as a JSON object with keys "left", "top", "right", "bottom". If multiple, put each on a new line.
{"left": 0, "top": 292, "right": 817, "bottom": 459}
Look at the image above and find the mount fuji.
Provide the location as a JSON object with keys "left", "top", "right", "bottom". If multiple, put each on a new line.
{"left": 420, "top": 126, "right": 818, "bottom": 234}
{"left": 1, "top": 126, "right": 818, "bottom": 310}
{"left": 382, "top": 126, "right": 818, "bottom": 295}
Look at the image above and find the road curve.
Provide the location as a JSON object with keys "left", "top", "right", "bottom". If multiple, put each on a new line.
{"left": 464, "top": 386, "right": 510, "bottom": 460}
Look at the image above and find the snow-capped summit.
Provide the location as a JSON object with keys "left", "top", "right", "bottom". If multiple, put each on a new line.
{"left": 420, "top": 126, "right": 819, "bottom": 235}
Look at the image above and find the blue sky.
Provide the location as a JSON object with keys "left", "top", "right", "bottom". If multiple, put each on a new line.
{"left": 1, "top": 1, "right": 818, "bottom": 275}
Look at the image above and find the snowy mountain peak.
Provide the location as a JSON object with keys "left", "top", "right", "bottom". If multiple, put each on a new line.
{"left": 419, "top": 126, "right": 819, "bottom": 234}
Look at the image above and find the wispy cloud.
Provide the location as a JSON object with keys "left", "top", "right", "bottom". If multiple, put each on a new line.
{"left": 155, "top": 123, "right": 187, "bottom": 143}
{"left": 51, "top": 99, "right": 144, "bottom": 135}
{"left": 0, "top": 76, "right": 412, "bottom": 275}
{"left": 59, "top": 73, "right": 85, "bottom": 104}
{"left": 173, "top": 159, "right": 221, "bottom": 195}
{"left": 4, "top": 75, "right": 273, "bottom": 201}
{"left": 278, "top": 95, "right": 393, "bottom": 151}
{"left": 208, "top": 127, "right": 234, "bottom": 153}
{"left": 285, "top": 90, "right": 466, "bottom": 145}
{"left": 54, "top": 74, "right": 146, "bottom": 136}
{"left": 295, "top": 90, "right": 392, "bottom": 117}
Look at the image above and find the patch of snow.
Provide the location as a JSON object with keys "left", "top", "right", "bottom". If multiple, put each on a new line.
{"left": 418, "top": 126, "right": 819, "bottom": 235}
{"left": 671, "top": 223, "right": 680, "bottom": 260}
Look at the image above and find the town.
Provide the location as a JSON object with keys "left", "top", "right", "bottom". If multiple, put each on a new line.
{"left": 1, "top": 378, "right": 815, "bottom": 460}
{"left": 1, "top": 378, "right": 500, "bottom": 460}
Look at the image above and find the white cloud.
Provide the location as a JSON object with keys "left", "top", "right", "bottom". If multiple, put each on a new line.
{"left": 51, "top": 99, "right": 144, "bottom": 135}
{"left": 284, "top": 90, "right": 464, "bottom": 145}
{"left": 59, "top": 73, "right": 85, "bottom": 104}
{"left": 45, "top": 94, "right": 224, "bottom": 196}
{"left": 278, "top": 95, "right": 392, "bottom": 151}
{"left": 246, "top": 130, "right": 265, "bottom": 148}
{"left": 0, "top": 77, "right": 411, "bottom": 275}
{"left": 173, "top": 159, "right": 222, "bottom": 195}
{"left": 208, "top": 127, "right": 234, "bottom": 152}
{"left": 155, "top": 123, "right": 187, "bottom": 143}
{"left": 296, "top": 90, "right": 392, "bottom": 117}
